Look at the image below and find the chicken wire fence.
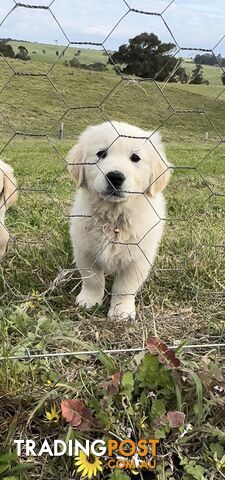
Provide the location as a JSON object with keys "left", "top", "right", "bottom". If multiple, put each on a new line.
{"left": 0, "top": 0, "right": 225, "bottom": 361}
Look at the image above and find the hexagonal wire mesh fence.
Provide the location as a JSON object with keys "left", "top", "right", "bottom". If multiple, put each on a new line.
{"left": 0, "top": 0, "right": 225, "bottom": 361}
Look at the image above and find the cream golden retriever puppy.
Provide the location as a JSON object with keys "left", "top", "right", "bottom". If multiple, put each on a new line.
{"left": 67, "top": 121, "right": 171, "bottom": 320}
{"left": 0, "top": 160, "right": 18, "bottom": 259}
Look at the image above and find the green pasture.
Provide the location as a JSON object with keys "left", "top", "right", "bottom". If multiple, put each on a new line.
{"left": 0, "top": 53, "right": 225, "bottom": 338}
{"left": 0, "top": 46, "right": 225, "bottom": 480}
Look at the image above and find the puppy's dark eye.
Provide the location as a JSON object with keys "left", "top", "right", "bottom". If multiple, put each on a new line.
{"left": 97, "top": 150, "right": 107, "bottom": 159}
{"left": 131, "top": 153, "right": 141, "bottom": 163}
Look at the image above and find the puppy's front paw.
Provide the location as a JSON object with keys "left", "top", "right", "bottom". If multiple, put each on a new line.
{"left": 76, "top": 289, "right": 103, "bottom": 309}
{"left": 108, "top": 300, "right": 136, "bottom": 321}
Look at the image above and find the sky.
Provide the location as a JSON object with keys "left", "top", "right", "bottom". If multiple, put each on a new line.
{"left": 0, "top": 0, "right": 225, "bottom": 56}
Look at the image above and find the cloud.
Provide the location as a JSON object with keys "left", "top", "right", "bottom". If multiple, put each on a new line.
{"left": 164, "top": 0, "right": 225, "bottom": 51}
{"left": 0, "top": 0, "right": 225, "bottom": 54}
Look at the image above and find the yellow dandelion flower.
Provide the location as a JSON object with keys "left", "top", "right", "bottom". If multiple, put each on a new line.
{"left": 75, "top": 451, "right": 103, "bottom": 479}
{"left": 24, "top": 300, "right": 35, "bottom": 310}
{"left": 31, "top": 289, "right": 39, "bottom": 297}
{"left": 45, "top": 403, "right": 60, "bottom": 423}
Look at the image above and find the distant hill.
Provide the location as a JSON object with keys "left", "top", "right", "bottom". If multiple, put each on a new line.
{"left": 6, "top": 39, "right": 113, "bottom": 69}
{"left": 3, "top": 39, "right": 223, "bottom": 86}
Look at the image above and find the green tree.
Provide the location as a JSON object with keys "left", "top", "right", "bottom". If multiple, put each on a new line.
{"left": 108, "top": 32, "right": 180, "bottom": 81}
{"left": 189, "top": 64, "right": 204, "bottom": 84}
{"left": 178, "top": 67, "right": 188, "bottom": 84}
{"left": 15, "top": 45, "right": 31, "bottom": 61}
{"left": 18, "top": 45, "right": 28, "bottom": 55}
{"left": 0, "top": 41, "right": 15, "bottom": 58}
{"left": 69, "top": 57, "right": 80, "bottom": 68}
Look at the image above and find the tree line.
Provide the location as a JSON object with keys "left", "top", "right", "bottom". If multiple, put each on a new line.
{"left": 194, "top": 53, "right": 225, "bottom": 67}
{"left": 0, "top": 39, "right": 31, "bottom": 60}
{"left": 1, "top": 34, "right": 225, "bottom": 85}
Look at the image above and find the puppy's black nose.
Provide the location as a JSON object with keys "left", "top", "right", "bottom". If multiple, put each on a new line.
{"left": 106, "top": 170, "right": 125, "bottom": 189}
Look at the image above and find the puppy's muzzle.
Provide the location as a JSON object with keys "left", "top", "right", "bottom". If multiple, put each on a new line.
{"left": 106, "top": 170, "right": 125, "bottom": 191}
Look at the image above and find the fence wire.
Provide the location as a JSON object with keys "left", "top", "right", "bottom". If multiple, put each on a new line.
{"left": 0, "top": 0, "right": 225, "bottom": 361}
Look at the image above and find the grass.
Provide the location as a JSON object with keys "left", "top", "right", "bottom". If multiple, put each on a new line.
{"left": 0, "top": 47, "right": 225, "bottom": 479}
{"left": 9, "top": 40, "right": 109, "bottom": 65}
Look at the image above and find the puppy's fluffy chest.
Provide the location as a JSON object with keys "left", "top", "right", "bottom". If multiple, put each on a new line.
{"left": 79, "top": 189, "right": 153, "bottom": 243}
{"left": 72, "top": 189, "right": 163, "bottom": 273}
{"left": 93, "top": 206, "right": 136, "bottom": 243}
{"left": 84, "top": 206, "right": 140, "bottom": 273}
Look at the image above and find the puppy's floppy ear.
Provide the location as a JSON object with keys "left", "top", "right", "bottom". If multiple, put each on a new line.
{"left": 146, "top": 132, "right": 172, "bottom": 197}
{"left": 66, "top": 142, "right": 86, "bottom": 188}
{"left": 0, "top": 160, "right": 18, "bottom": 209}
